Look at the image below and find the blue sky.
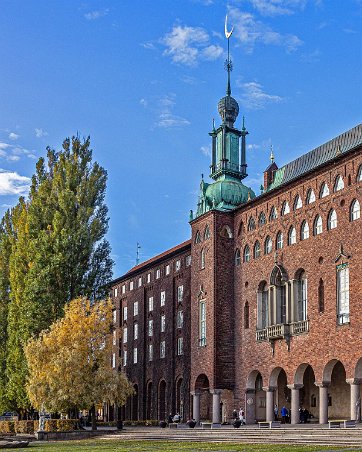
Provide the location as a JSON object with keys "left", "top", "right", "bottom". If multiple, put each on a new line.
{"left": 0, "top": 0, "right": 361, "bottom": 276}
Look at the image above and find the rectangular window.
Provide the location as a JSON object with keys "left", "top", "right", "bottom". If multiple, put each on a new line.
{"left": 148, "top": 296, "right": 154, "bottom": 312}
{"left": 175, "top": 260, "right": 181, "bottom": 271}
{"left": 112, "top": 352, "right": 116, "bottom": 368}
{"left": 148, "top": 319, "right": 153, "bottom": 336}
{"left": 123, "top": 327, "right": 128, "bottom": 344}
{"left": 177, "top": 285, "right": 184, "bottom": 303}
{"left": 186, "top": 255, "right": 191, "bottom": 267}
{"left": 337, "top": 264, "right": 349, "bottom": 324}
{"left": 113, "top": 309, "right": 117, "bottom": 324}
{"left": 177, "top": 310, "right": 184, "bottom": 328}
{"left": 123, "top": 350, "right": 127, "bottom": 367}
{"left": 156, "top": 269, "right": 160, "bottom": 279}
{"left": 133, "top": 347, "right": 138, "bottom": 364}
{"left": 123, "top": 306, "right": 127, "bottom": 322}
{"left": 113, "top": 330, "right": 117, "bottom": 346}
{"left": 130, "top": 281, "right": 134, "bottom": 291}
{"left": 138, "top": 277, "right": 142, "bottom": 287}
{"left": 161, "top": 314, "right": 165, "bottom": 333}
{"left": 134, "top": 323, "right": 138, "bottom": 340}
{"left": 114, "top": 287, "right": 118, "bottom": 298}
{"left": 177, "top": 337, "right": 183, "bottom": 355}
{"left": 160, "top": 340, "right": 165, "bottom": 358}
{"left": 122, "top": 284, "right": 126, "bottom": 294}
{"left": 134, "top": 301, "right": 138, "bottom": 316}
{"left": 166, "top": 264, "right": 170, "bottom": 275}
{"left": 149, "top": 343, "right": 153, "bottom": 361}
{"left": 199, "top": 301, "right": 206, "bottom": 346}
{"left": 147, "top": 273, "right": 151, "bottom": 283}
{"left": 160, "top": 290, "right": 166, "bottom": 306}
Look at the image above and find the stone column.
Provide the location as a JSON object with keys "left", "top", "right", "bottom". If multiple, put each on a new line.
{"left": 346, "top": 379, "right": 361, "bottom": 421}
{"left": 316, "top": 383, "right": 329, "bottom": 424}
{"left": 210, "top": 389, "right": 222, "bottom": 424}
{"left": 263, "top": 386, "right": 275, "bottom": 422}
{"left": 191, "top": 391, "right": 200, "bottom": 423}
{"left": 287, "top": 384, "right": 303, "bottom": 424}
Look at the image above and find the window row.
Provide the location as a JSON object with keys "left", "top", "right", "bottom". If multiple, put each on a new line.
{"left": 243, "top": 168, "right": 362, "bottom": 233}
{"left": 123, "top": 337, "right": 184, "bottom": 366}
{"left": 195, "top": 224, "right": 211, "bottom": 244}
{"left": 237, "top": 200, "right": 360, "bottom": 264}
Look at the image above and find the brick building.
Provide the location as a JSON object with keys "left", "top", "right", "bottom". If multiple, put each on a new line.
{"left": 111, "top": 40, "right": 362, "bottom": 425}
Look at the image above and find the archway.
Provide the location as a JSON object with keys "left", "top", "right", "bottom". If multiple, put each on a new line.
{"left": 195, "top": 374, "right": 211, "bottom": 421}
{"left": 270, "top": 367, "right": 290, "bottom": 421}
{"left": 246, "top": 370, "right": 265, "bottom": 422}
{"left": 146, "top": 381, "right": 153, "bottom": 420}
{"left": 158, "top": 380, "right": 167, "bottom": 421}
{"left": 323, "top": 360, "right": 349, "bottom": 419}
{"left": 294, "top": 363, "right": 317, "bottom": 421}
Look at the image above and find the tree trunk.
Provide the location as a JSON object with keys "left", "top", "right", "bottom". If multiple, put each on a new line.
{"left": 90, "top": 405, "right": 97, "bottom": 431}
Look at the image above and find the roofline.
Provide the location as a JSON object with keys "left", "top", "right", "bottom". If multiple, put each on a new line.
{"left": 111, "top": 239, "right": 191, "bottom": 285}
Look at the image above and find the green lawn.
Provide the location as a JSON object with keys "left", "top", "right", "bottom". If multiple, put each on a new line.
{"left": 27, "top": 439, "right": 362, "bottom": 452}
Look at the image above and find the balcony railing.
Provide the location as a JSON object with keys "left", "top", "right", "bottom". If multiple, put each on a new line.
{"left": 256, "top": 329, "right": 267, "bottom": 342}
{"left": 290, "top": 319, "right": 309, "bottom": 335}
{"left": 267, "top": 323, "right": 288, "bottom": 339}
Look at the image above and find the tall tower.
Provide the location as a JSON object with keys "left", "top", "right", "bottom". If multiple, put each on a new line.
{"left": 196, "top": 19, "right": 255, "bottom": 217}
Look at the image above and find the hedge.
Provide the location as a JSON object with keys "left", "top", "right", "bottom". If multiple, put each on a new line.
{"left": 0, "top": 419, "right": 80, "bottom": 434}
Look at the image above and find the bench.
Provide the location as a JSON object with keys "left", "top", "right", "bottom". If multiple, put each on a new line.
{"left": 201, "top": 422, "right": 212, "bottom": 429}
{"left": 328, "top": 419, "right": 356, "bottom": 428}
{"left": 169, "top": 423, "right": 178, "bottom": 429}
{"left": 258, "top": 421, "right": 281, "bottom": 428}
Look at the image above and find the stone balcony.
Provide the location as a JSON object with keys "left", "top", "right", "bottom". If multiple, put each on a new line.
{"left": 256, "top": 320, "right": 309, "bottom": 342}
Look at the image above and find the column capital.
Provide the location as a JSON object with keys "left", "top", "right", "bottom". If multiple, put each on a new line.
{"left": 346, "top": 378, "right": 362, "bottom": 385}
{"left": 262, "top": 386, "right": 277, "bottom": 392}
{"left": 287, "top": 384, "right": 304, "bottom": 390}
{"left": 314, "top": 381, "right": 330, "bottom": 388}
{"left": 190, "top": 390, "right": 201, "bottom": 396}
{"left": 210, "top": 388, "right": 222, "bottom": 395}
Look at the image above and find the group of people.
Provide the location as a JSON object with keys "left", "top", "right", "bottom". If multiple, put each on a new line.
{"left": 232, "top": 407, "right": 246, "bottom": 425}
{"left": 274, "top": 405, "right": 311, "bottom": 424}
{"left": 168, "top": 412, "right": 181, "bottom": 424}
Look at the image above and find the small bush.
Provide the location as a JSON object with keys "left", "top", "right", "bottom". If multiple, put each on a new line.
{"left": 96, "top": 421, "right": 117, "bottom": 427}
{"left": 15, "top": 420, "right": 35, "bottom": 434}
{"left": 122, "top": 420, "right": 159, "bottom": 427}
{"left": 56, "top": 419, "right": 79, "bottom": 432}
{"left": 44, "top": 419, "right": 58, "bottom": 432}
{"left": 0, "top": 421, "right": 15, "bottom": 434}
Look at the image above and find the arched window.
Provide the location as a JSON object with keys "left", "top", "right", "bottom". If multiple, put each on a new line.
{"left": 237, "top": 221, "right": 244, "bottom": 237}
{"left": 258, "top": 212, "right": 266, "bottom": 226}
{"left": 201, "top": 248, "right": 205, "bottom": 269}
{"left": 313, "top": 215, "right": 323, "bottom": 235}
{"left": 248, "top": 217, "right": 256, "bottom": 232}
{"left": 254, "top": 241, "right": 261, "bottom": 259}
{"left": 269, "top": 206, "right": 277, "bottom": 221}
{"left": 296, "top": 270, "right": 307, "bottom": 321}
{"left": 288, "top": 226, "right": 296, "bottom": 245}
{"left": 264, "top": 236, "right": 272, "bottom": 255}
{"left": 300, "top": 220, "right": 309, "bottom": 240}
{"left": 350, "top": 199, "right": 360, "bottom": 221}
{"left": 257, "top": 281, "right": 268, "bottom": 330}
{"left": 333, "top": 175, "right": 344, "bottom": 192}
{"left": 294, "top": 195, "right": 302, "bottom": 210}
{"left": 358, "top": 165, "right": 362, "bottom": 182}
{"left": 195, "top": 230, "right": 201, "bottom": 244}
{"left": 270, "top": 266, "right": 288, "bottom": 325}
{"left": 281, "top": 201, "right": 290, "bottom": 216}
{"left": 318, "top": 278, "right": 324, "bottom": 313}
{"left": 220, "top": 225, "right": 233, "bottom": 238}
{"left": 327, "top": 209, "right": 337, "bottom": 230}
{"left": 244, "top": 302, "right": 250, "bottom": 329}
{"left": 306, "top": 188, "right": 316, "bottom": 204}
{"left": 319, "top": 182, "right": 329, "bottom": 198}
{"left": 204, "top": 224, "right": 210, "bottom": 240}
{"left": 276, "top": 231, "right": 283, "bottom": 250}
{"left": 235, "top": 249, "right": 241, "bottom": 266}
{"left": 243, "top": 245, "right": 250, "bottom": 263}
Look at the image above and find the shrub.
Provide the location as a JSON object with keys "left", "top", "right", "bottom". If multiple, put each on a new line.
{"left": 56, "top": 419, "right": 79, "bottom": 432}
{"left": 15, "top": 420, "right": 35, "bottom": 434}
{"left": 44, "top": 419, "right": 58, "bottom": 432}
{"left": 0, "top": 421, "right": 15, "bottom": 434}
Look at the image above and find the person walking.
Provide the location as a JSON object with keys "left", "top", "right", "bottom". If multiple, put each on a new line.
{"left": 239, "top": 407, "right": 245, "bottom": 425}
{"left": 274, "top": 404, "right": 278, "bottom": 421}
{"left": 281, "top": 406, "right": 288, "bottom": 424}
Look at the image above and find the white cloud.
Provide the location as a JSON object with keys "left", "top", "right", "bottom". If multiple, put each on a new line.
{"left": 140, "top": 98, "right": 148, "bottom": 107}
{"left": 162, "top": 25, "right": 223, "bottom": 66}
{"left": 157, "top": 114, "right": 190, "bottom": 128}
{"left": 35, "top": 128, "right": 48, "bottom": 138}
{"left": 247, "top": 143, "right": 261, "bottom": 151}
{"left": 0, "top": 142, "right": 10, "bottom": 150}
{"left": 248, "top": 0, "right": 307, "bottom": 16}
{"left": 84, "top": 9, "right": 109, "bottom": 21}
{"left": 0, "top": 170, "right": 31, "bottom": 195}
{"left": 229, "top": 8, "right": 303, "bottom": 53}
{"left": 239, "top": 81, "right": 283, "bottom": 110}
{"left": 9, "top": 132, "right": 19, "bottom": 140}
{"left": 200, "top": 145, "right": 211, "bottom": 157}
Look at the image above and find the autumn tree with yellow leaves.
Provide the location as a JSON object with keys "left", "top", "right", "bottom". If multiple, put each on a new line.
{"left": 25, "top": 298, "right": 133, "bottom": 429}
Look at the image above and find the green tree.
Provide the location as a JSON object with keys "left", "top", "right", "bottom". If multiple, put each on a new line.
{"left": 4, "top": 136, "right": 113, "bottom": 414}
{"left": 25, "top": 298, "right": 133, "bottom": 428}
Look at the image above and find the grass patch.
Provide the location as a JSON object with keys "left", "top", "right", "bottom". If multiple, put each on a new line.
{"left": 28, "top": 439, "right": 362, "bottom": 452}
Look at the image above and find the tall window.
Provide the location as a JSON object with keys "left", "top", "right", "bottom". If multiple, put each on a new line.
{"left": 248, "top": 217, "right": 256, "bottom": 231}
{"left": 123, "top": 327, "right": 128, "bottom": 344}
{"left": 195, "top": 230, "right": 201, "bottom": 244}
{"left": 147, "top": 273, "right": 151, "bottom": 283}
{"left": 134, "top": 301, "right": 139, "bottom": 316}
{"left": 328, "top": 209, "right": 337, "bottom": 230}
{"left": 112, "top": 352, "right": 116, "bottom": 368}
{"left": 318, "top": 278, "right": 324, "bottom": 313}
{"left": 138, "top": 277, "right": 142, "bottom": 287}
{"left": 201, "top": 248, "right": 205, "bottom": 269}
{"left": 134, "top": 322, "right": 138, "bottom": 340}
{"left": 275, "top": 269, "right": 286, "bottom": 324}
{"left": 350, "top": 199, "right": 360, "bottom": 221}
{"left": 148, "top": 344, "right": 153, "bottom": 361}
{"left": 114, "top": 287, "right": 118, "bottom": 298}
{"left": 313, "top": 215, "right": 323, "bottom": 235}
{"left": 113, "top": 309, "right": 117, "bottom": 324}
{"left": 301, "top": 220, "right": 309, "bottom": 240}
{"left": 288, "top": 226, "right": 296, "bottom": 245}
{"left": 156, "top": 269, "right": 160, "bottom": 279}
{"left": 333, "top": 175, "right": 344, "bottom": 192}
{"left": 276, "top": 231, "right": 283, "bottom": 250}
{"left": 133, "top": 347, "right": 138, "bottom": 364}
{"left": 296, "top": 271, "right": 307, "bottom": 321}
{"left": 186, "top": 255, "right": 191, "bottom": 266}
{"left": 129, "top": 281, "right": 134, "bottom": 291}
{"left": 165, "top": 264, "right": 170, "bottom": 275}
{"left": 244, "top": 245, "right": 250, "bottom": 262}
{"left": 257, "top": 282, "right": 268, "bottom": 329}
{"left": 123, "top": 350, "right": 127, "bottom": 367}
{"left": 235, "top": 248, "right": 241, "bottom": 266}
{"left": 204, "top": 225, "right": 210, "bottom": 240}
{"left": 294, "top": 195, "right": 302, "bottom": 210}
{"left": 161, "top": 314, "right": 165, "bottom": 333}
{"left": 177, "top": 285, "right": 184, "bottom": 303}
{"left": 264, "top": 236, "right": 272, "bottom": 254}
{"left": 337, "top": 263, "right": 349, "bottom": 324}
{"left": 258, "top": 212, "right": 266, "bottom": 226}
{"left": 148, "top": 297, "right": 154, "bottom": 312}
{"left": 160, "top": 290, "right": 166, "bottom": 306}
{"left": 320, "top": 182, "right": 329, "bottom": 198}
{"left": 269, "top": 206, "right": 277, "bottom": 220}
{"left": 281, "top": 201, "right": 290, "bottom": 215}
{"left": 148, "top": 319, "right": 153, "bottom": 336}
{"left": 306, "top": 188, "right": 316, "bottom": 204}
{"left": 177, "top": 337, "right": 183, "bottom": 355}
{"left": 199, "top": 301, "right": 206, "bottom": 346}
{"left": 254, "top": 241, "right": 261, "bottom": 258}
{"left": 123, "top": 306, "right": 128, "bottom": 322}
{"left": 177, "top": 310, "right": 184, "bottom": 328}
{"left": 175, "top": 260, "right": 181, "bottom": 271}
{"left": 160, "top": 341, "right": 166, "bottom": 358}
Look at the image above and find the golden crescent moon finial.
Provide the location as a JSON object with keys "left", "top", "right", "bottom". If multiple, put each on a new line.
{"left": 225, "top": 14, "right": 234, "bottom": 39}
